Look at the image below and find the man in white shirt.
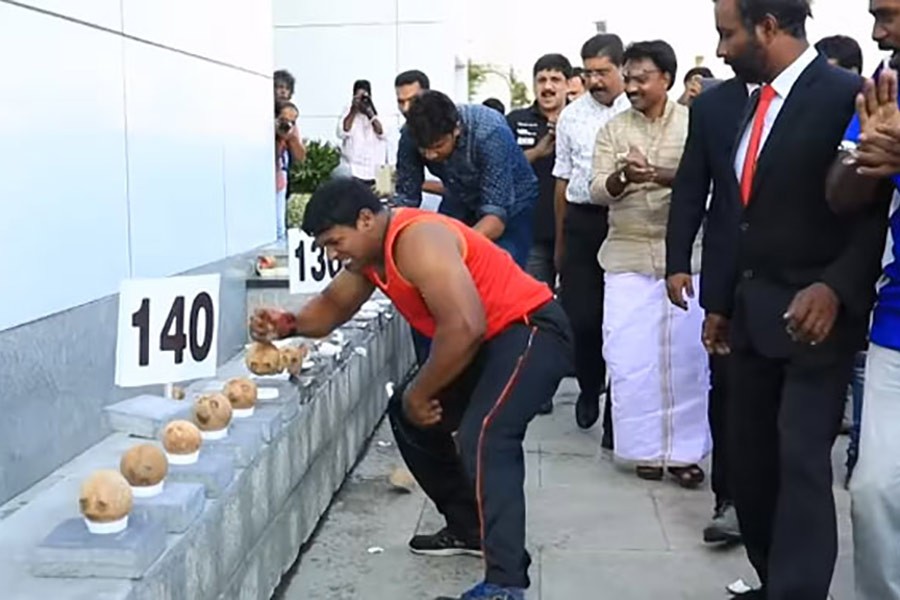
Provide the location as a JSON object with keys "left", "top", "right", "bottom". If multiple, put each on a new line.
{"left": 337, "top": 80, "right": 388, "bottom": 186}
{"left": 553, "top": 33, "right": 629, "bottom": 434}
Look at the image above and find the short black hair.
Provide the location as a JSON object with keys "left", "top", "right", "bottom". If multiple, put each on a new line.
{"left": 394, "top": 70, "right": 430, "bottom": 89}
{"left": 274, "top": 69, "right": 295, "bottom": 94}
{"left": 301, "top": 178, "right": 384, "bottom": 237}
{"left": 482, "top": 98, "right": 506, "bottom": 114}
{"left": 571, "top": 67, "right": 585, "bottom": 80}
{"left": 405, "top": 90, "right": 459, "bottom": 149}
{"left": 815, "top": 35, "right": 863, "bottom": 73}
{"left": 353, "top": 79, "right": 372, "bottom": 95}
{"left": 275, "top": 100, "right": 298, "bottom": 117}
{"left": 580, "top": 34, "right": 625, "bottom": 66}
{"left": 533, "top": 53, "right": 574, "bottom": 79}
{"left": 725, "top": 0, "right": 812, "bottom": 39}
{"left": 683, "top": 66, "right": 714, "bottom": 83}
{"left": 623, "top": 40, "right": 679, "bottom": 90}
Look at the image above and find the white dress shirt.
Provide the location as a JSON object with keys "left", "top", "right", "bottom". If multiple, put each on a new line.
{"left": 337, "top": 107, "right": 388, "bottom": 181}
{"left": 733, "top": 45, "right": 819, "bottom": 179}
{"left": 553, "top": 92, "right": 631, "bottom": 204}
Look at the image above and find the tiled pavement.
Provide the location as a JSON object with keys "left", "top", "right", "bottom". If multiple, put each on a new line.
{"left": 276, "top": 378, "right": 855, "bottom": 599}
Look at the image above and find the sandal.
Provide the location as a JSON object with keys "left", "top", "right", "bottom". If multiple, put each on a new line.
{"left": 667, "top": 464, "right": 705, "bottom": 489}
{"left": 635, "top": 466, "right": 664, "bottom": 481}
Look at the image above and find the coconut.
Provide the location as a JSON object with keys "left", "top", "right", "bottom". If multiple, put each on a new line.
{"left": 245, "top": 341, "right": 283, "bottom": 375}
{"left": 120, "top": 444, "right": 168, "bottom": 489}
{"left": 223, "top": 377, "right": 257, "bottom": 410}
{"left": 279, "top": 345, "right": 309, "bottom": 376}
{"left": 193, "top": 393, "right": 233, "bottom": 433}
{"left": 162, "top": 420, "right": 202, "bottom": 455}
{"left": 79, "top": 470, "right": 133, "bottom": 525}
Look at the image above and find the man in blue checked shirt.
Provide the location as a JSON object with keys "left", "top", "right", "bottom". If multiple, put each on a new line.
{"left": 826, "top": 42, "right": 900, "bottom": 597}
{"left": 394, "top": 90, "right": 539, "bottom": 268}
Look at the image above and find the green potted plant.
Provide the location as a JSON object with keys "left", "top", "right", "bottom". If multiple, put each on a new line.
{"left": 287, "top": 140, "right": 341, "bottom": 228}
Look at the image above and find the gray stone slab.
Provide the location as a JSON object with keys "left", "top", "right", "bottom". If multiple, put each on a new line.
{"left": 31, "top": 514, "right": 166, "bottom": 579}
{"left": 204, "top": 425, "right": 266, "bottom": 468}
{"left": 231, "top": 405, "right": 284, "bottom": 443}
{"left": 103, "top": 395, "right": 192, "bottom": 439}
{"left": 166, "top": 450, "right": 235, "bottom": 498}
{"left": 131, "top": 481, "right": 205, "bottom": 534}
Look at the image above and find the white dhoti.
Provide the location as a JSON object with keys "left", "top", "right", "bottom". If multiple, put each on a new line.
{"left": 603, "top": 272, "right": 711, "bottom": 465}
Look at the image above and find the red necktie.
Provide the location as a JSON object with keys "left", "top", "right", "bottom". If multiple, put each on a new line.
{"left": 740, "top": 84, "right": 777, "bottom": 206}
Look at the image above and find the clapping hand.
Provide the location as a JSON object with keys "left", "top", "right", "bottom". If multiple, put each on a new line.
{"left": 623, "top": 146, "right": 656, "bottom": 183}
{"left": 851, "top": 68, "right": 900, "bottom": 178}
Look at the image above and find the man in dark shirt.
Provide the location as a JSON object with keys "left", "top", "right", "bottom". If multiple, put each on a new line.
{"left": 507, "top": 54, "right": 573, "bottom": 288}
{"left": 395, "top": 90, "right": 539, "bottom": 268}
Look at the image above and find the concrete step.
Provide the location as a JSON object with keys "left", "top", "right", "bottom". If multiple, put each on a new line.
{"left": 0, "top": 294, "right": 415, "bottom": 600}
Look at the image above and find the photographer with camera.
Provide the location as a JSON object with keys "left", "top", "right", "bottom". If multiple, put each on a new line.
{"left": 275, "top": 100, "right": 306, "bottom": 241}
{"left": 338, "top": 80, "right": 388, "bottom": 188}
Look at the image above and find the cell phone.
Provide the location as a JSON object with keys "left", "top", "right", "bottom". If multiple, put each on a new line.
{"left": 699, "top": 77, "right": 723, "bottom": 93}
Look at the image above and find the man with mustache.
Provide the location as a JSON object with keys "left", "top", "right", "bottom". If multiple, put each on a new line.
{"left": 707, "top": 0, "right": 888, "bottom": 598}
{"left": 250, "top": 178, "right": 573, "bottom": 600}
{"left": 590, "top": 40, "right": 711, "bottom": 488}
{"left": 553, "top": 34, "right": 629, "bottom": 434}
{"left": 824, "top": 3, "right": 900, "bottom": 598}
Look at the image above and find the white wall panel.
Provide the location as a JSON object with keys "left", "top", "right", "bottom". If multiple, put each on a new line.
{"left": 397, "top": 0, "right": 450, "bottom": 23}
{"left": 122, "top": 0, "right": 270, "bottom": 72}
{"left": 0, "top": 5, "right": 129, "bottom": 331}
{"left": 15, "top": 0, "right": 122, "bottom": 31}
{"left": 274, "top": 0, "right": 395, "bottom": 27}
{"left": 276, "top": 25, "right": 397, "bottom": 119}
{"left": 123, "top": 41, "right": 228, "bottom": 279}
{"left": 221, "top": 70, "right": 277, "bottom": 254}
{"left": 397, "top": 24, "right": 458, "bottom": 97}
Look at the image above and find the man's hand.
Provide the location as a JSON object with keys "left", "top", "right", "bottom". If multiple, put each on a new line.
{"left": 249, "top": 308, "right": 297, "bottom": 341}
{"left": 702, "top": 313, "right": 730, "bottom": 355}
{"left": 666, "top": 273, "right": 695, "bottom": 310}
{"left": 402, "top": 388, "right": 443, "bottom": 428}
{"left": 553, "top": 239, "right": 565, "bottom": 275}
{"left": 854, "top": 68, "right": 900, "bottom": 177}
{"left": 623, "top": 146, "right": 655, "bottom": 183}
{"left": 534, "top": 130, "right": 556, "bottom": 158}
{"left": 784, "top": 283, "right": 840, "bottom": 346}
{"left": 678, "top": 75, "right": 703, "bottom": 106}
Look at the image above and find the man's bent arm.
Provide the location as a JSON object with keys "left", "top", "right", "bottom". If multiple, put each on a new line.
{"left": 667, "top": 102, "right": 711, "bottom": 276}
{"left": 820, "top": 179, "right": 892, "bottom": 318}
{"left": 825, "top": 151, "right": 882, "bottom": 214}
{"left": 394, "top": 129, "right": 425, "bottom": 207}
{"left": 292, "top": 271, "right": 376, "bottom": 338}
{"left": 394, "top": 223, "right": 487, "bottom": 401}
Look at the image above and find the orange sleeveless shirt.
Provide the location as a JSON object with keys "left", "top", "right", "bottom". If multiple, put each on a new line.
{"left": 362, "top": 208, "right": 552, "bottom": 340}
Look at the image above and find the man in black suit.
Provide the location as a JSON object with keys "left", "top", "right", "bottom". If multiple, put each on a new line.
{"left": 692, "top": 1, "right": 887, "bottom": 598}
{"left": 666, "top": 72, "right": 748, "bottom": 545}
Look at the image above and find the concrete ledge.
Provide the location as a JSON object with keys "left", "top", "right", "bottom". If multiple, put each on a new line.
{"left": 0, "top": 294, "right": 414, "bottom": 600}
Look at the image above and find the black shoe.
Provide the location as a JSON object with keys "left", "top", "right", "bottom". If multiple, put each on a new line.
{"left": 730, "top": 590, "right": 766, "bottom": 599}
{"left": 575, "top": 392, "right": 600, "bottom": 429}
{"left": 538, "top": 401, "right": 553, "bottom": 415}
{"left": 409, "top": 527, "right": 482, "bottom": 557}
{"left": 704, "top": 502, "right": 741, "bottom": 544}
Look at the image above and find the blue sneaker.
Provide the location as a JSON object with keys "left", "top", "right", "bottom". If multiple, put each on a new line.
{"left": 436, "top": 581, "right": 526, "bottom": 600}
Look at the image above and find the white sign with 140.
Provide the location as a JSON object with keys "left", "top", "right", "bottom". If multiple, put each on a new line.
{"left": 115, "top": 274, "right": 220, "bottom": 387}
{"left": 288, "top": 228, "right": 342, "bottom": 294}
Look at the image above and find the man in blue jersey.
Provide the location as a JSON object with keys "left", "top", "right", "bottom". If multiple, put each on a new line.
{"left": 825, "top": 4, "right": 900, "bottom": 596}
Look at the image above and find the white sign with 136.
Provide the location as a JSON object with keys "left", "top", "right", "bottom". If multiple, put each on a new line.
{"left": 288, "top": 228, "right": 342, "bottom": 294}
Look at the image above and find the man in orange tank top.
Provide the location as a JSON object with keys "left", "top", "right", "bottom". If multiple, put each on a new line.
{"left": 250, "top": 179, "right": 573, "bottom": 600}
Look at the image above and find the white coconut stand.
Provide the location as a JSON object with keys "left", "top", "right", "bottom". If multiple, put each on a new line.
{"left": 130, "top": 480, "right": 165, "bottom": 498}
{"left": 166, "top": 450, "right": 200, "bottom": 465}
{"left": 84, "top": 515, "right": 129, "bottom": 535}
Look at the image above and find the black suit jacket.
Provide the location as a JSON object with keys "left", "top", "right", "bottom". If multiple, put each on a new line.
{"left": 724, "top": 57, "right": 885, "bottom": 362}
{"left": 667, "top": 77, "right": 749, "bottom": 316}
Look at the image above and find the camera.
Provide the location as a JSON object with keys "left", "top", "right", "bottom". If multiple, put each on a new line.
{"left": 276, "top": 118, "right": 293, "bottom": 135}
